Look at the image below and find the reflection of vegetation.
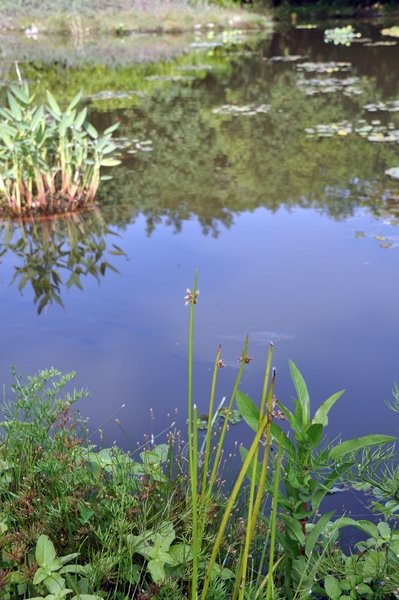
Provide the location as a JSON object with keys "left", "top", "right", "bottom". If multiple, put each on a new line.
{"left": 0, "top": 208, "right": 125, "bottom": 312}
{"left": 93, "top": 51, "right": 399, "bottom": 232}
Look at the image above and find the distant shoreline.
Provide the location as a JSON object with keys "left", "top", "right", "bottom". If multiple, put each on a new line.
{"left": 0, "top": 0, "right": 272, "bottom": 36}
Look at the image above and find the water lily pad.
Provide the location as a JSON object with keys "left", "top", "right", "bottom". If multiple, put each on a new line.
{"left": 305, "top": 120, "right": 399, "bottom": 143}
{"left": 297, "top": 76, "right": 362, "bottom": 96}
{"left": 296, "top": 61, "right": 351, "bottom": 73}
{"left": 363, "top": 100, "right": 399, "bottom": 113}
{"left": 212, "top": 103, "right": 271, "bottom": 116}
{"left": 381, "top": 26, "right": 399, "bottom": 38}
{"left": 85, "top": 90, "right": 147, "bottom": 101}
{"left": 364, "top": 41, "right": 397, "bottom": 46}
{"left": 385, "top": 167, "right": 399, "bottom": 180}
{"left": 324, "top": 25, "right": 362, "bottom": 45}
{"left": 268, "top": 55, "right": 307, "bottom": 62}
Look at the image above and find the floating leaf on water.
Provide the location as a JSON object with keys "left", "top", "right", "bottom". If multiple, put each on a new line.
{"left": 381, "top": 26, "right": 399, "bottom": 38}
{"left": 296, "top": 61, "right": 351, "bottom": 73}
{"left": 295, "top": 24, "right": 317, "bottom": 29}
{"left": 217, "top": 408, "right": 242, "bottom": 424}
{"left": 363, "top": 100, "right": 399, "bottom": 113}
{"left": 374, "top": 235, "right": 387, "bottom": 241}
{"left": 212, "top": 103, "right": 271, "bottom": 116}
{"left": 386, "top": 167, "right": 399, "bottom": 180}
{"left": 364, "top": 41, "right": 397, "bottom": 46}
{"left": 380, "top": 243, "right": 393, "bottom": 248}
{"left": 355, "top": 231, "right": 365, "bottom": 238}
{"left": 297, "top": 76, "right": 362, "bottom": 96}
{"left": 268, "top": 55, "right": 307, "bottom": 62}
{"left": 85, "top": 90, "right": 147, "bottom": 102}
{"left": 324, "top": 25, "right": 362, "bottom": 45}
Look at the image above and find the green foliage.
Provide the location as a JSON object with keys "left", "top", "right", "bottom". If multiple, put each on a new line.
{"left": 237, "top": 360, "right": 396, "bottom": 599}
{"left": 0, "top": 84, "right": 120, "bottom": 215}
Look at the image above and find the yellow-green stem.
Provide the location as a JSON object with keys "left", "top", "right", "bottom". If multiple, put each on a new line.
{"left": 201, "top": 346, "right": 221, "bottom": 501}
{"left": 266, "top": 433, "right": 284, "bottom": 600}
{"left": 200, "top": 411, "right": 269, "bottom": 600}
{"left": 206, "top": 336, "right": 249, "bottom": 501}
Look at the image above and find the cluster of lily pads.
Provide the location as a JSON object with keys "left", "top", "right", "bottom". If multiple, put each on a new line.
{"left": 381, "top": 26, "right": 399, "bottom": 38}
{"left": 297, "top": 76, "right": 362, "bottom": 96}
{"left": 324, "top": 25, "right": 362, "bottom": 45}
{"left": 267, "top": 55, "right": 307, "bottom": 62}
{"left": 211, "top": 103, "right": 271, "bottom": 116}
{"left": 296, "top": 61, "right": 351, "bottom": 74}
{"left": 304, "top": 119, "right": 399, "bottom": 143}
{"left": 364, "top": 100, "right": 399, "bottom": 113}
{"left": 85, "top": 89, "right": 147, "bottom": 102}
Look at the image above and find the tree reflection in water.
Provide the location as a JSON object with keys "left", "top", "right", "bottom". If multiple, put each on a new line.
{"left": 0, "top": 208, "right": 126, "bottom": 313}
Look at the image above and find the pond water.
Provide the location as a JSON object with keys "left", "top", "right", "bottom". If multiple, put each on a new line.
{"left": 0, "top": 20, "right": 399, "bottom": 470}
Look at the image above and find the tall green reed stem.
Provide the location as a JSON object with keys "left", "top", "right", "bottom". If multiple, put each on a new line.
{"left": 234, "top": 343, "right": 274, "bottom": 600}
{"left": 205, "top": 336, "right": 249, "bottom": 501}
{"left": 266, "top": 432, "right": 283, "bottom": 600}
{"left": 187, "top": 270, "right": 199, "bottom": 600}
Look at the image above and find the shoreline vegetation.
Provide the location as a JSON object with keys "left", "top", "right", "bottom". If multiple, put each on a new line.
{"left": 1, "top": 275, "right": 399, "bottom": 599}
{"left": 0, "top": 0, "right": 272, "bottom": 36}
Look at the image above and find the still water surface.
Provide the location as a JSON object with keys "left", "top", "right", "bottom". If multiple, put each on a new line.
{"left": 0, "top": 21, "right": 399, "bottom": 462}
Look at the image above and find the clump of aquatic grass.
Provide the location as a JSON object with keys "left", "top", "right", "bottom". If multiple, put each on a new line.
{"left": 0, "top": 83, "right": 120, "bottom": 216}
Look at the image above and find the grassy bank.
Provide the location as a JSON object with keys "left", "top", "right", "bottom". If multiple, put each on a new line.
{"left": 0, "top": 0, "right": 272, "bottom": 35}
{"left": 1, "top": 275, "right": 399, "bottom": 599}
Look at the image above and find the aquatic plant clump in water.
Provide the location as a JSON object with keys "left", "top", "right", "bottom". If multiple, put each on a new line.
{"left": 0, "top": 84, "right": 121, "bottom": 217}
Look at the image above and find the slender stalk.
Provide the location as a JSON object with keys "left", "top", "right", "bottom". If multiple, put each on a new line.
{"left": 200, "top": 411, "right": 270, "bottom": 600}
{"left": 206, "top": 336, "right": 249, "bottom": 500}
{"left": 201, "top": 345, "right": 221, "bottom": 500}
{"left": 192, "top": 403, "right": 199, "bottom": 600}
{"left": 187, "top": 270, "right": 198, "bottom": 497}
{"left": 233, "top": 343, "right": 274, "bottom": 600}
{"left": 266, "top": 432, "right": 283, "bottom": 600}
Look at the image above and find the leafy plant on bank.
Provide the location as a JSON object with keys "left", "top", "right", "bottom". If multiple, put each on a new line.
{"left": 0, "top": 83, "right": 120, "bottom": 216}
{"left": 237, "top": 360, "right": 396, "bottom": 599}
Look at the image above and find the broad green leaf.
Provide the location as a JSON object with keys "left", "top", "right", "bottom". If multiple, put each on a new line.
{"left": 35, "top": 534, "right": 56, "bottom": 567}
{"left": 313, "top": 390, "right": 344, "bottom": 426}
{"left": 74, "top": 107, "right": 87, "bottom": 130}
{"left": 84, "top": 121, "right": 99, "bottom": 139}
{"left": 46, "top": 90, "right": 62, "bottom": 116}
{"left": 103, "top": 122, "right": 120, "bottom": 135}
{"left": 305, "top": 511, "right": 335, "bottom": 556}
{"left": 289, "top": 361, "right": 310, "bottom": 423}
{"left": 324, "top": 575, "right": 342, "bottom": 600}
{"left": 59, "top": 114, "right": 68, "bottom": 137}
{"left": 7, "top": 92, "right": 22, "bottom": 121}
{"left": 328, "top": 434, "right": 397, "bottom": 459}
{"left": 279, "top": 514, "right": 306, "bottom": 546}
{"left": 270, "top": 422, "right": 295, "bottom": 457}
{"left": 147, "top": 559, "right": 165, "bottom": 583}
{"left": 9, "top": 84, "right": 29, "bottom": 105}
{"left": 377, "top": 521, "right": 391, "bottom": 540}
{"left": 236, "top": 390, "right": 259, "bottom": 431}
{"left": 101, "top": 158, "right": 121, "bottom": 167}
{"left": 30, "top": 105, "right": 44, "bottom": 131}
{"left": 45, "top": 572, "right": 65, "bottom": 593}
{"left": 67, "top": 89, "right": 83, "bottom": 114}
{"left": 305, "top": 423, "right": 323, "bottom": 448}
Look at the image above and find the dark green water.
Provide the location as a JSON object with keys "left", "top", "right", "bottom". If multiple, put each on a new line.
{"left": 0, "top": 21, "right": 399, "bottom": 464}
